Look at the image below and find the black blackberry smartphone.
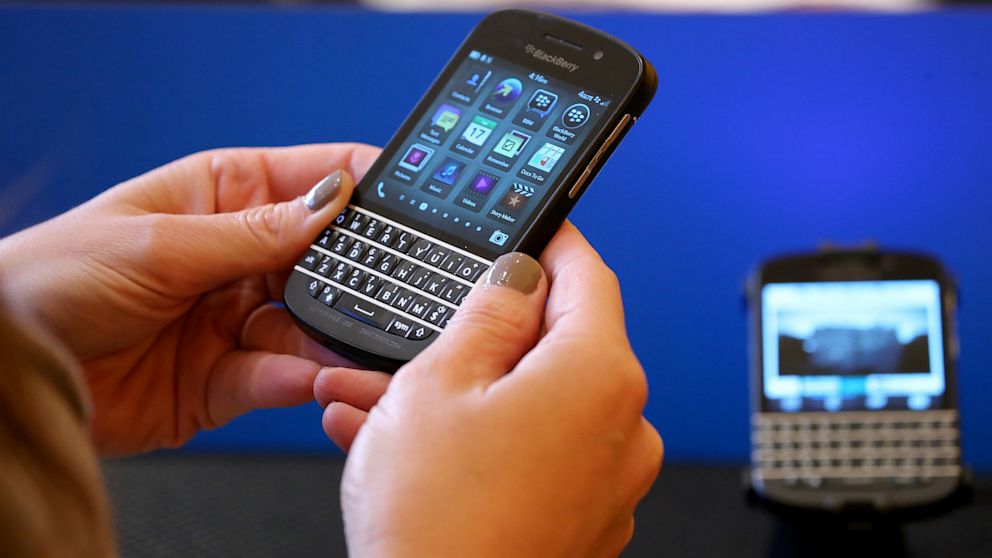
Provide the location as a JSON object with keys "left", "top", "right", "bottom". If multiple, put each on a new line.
{"left": 747, "top": 249, "right": 964, "bottom": 514}
{"left": 285, "top": 10, "right": 656, "bottom": 371}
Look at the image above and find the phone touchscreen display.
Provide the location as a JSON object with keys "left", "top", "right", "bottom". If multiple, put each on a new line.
{"left": 357, "top": 50, "right": 613, "bottom": 258}
{"left": 761, "top": 280, "right": 946, "bottom": 412}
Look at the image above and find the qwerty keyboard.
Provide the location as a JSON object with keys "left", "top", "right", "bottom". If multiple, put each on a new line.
{"left": 294, "top": 205, "right": 492, "bottom": 341}
{"left": 752, "top": 410, "right": 961, "bottom": 486}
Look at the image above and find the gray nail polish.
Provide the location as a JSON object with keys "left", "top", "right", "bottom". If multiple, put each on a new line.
{"left": 304, "top": 170, "right": 343, "bottom": 212}
{"left": 485, "top": 252, "right": 542, "bottom": 295}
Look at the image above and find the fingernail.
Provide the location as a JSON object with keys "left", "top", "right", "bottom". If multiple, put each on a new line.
{"left": 485, "top": 252, "right": 542, "bottom": 295}
{"left": 303, "top": 170, "right": 343, "bottom": 212}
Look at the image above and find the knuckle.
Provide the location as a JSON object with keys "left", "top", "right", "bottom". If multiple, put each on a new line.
{"left": 642, "top": 421, "right": 664, "bottom": 470}
{"left": 558, "top": 251, "right": 620, "bottom": 291}
{"left": 240, "top": 203, "right": 290, "bottom": 249}
{"left": 622, "top": 356, "right": 649, "bottom": 410}
{"left": 196, "top": 147, "right": 270, "bottom": 209}
{"left": 447, "top": 294, "right": 532, "bottom": 341}
{"left": 599, "top": 262, "right": 622, "bottom": 293}
{"left": 599, "top": 350, "right": 648, "bottom": 415}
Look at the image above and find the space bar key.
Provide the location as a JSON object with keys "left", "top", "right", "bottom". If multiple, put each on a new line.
{"left": 333, "top": 293, "right": 395, "bottom": 329}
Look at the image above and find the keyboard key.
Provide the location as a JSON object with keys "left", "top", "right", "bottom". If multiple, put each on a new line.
{"left": 375, "top": 254, "right": 398, "bottom": 275}
{"left": 424, "top": 246, "right": 448, "bottom": 268}
{"left": 361, "top": 247, "right": 383, "bottom": 268}
{"left": 334, "top": 293, "right": 394, "bottom": 329}
{"left": 317, "top": 284, "right": 339, "bottom": 306}
{"left": 315, "top": 255, "right": 334, "bottom": 277}
{"left": 333, "top": 209, "right": 350, "bottom": 226}
{"left": 330, "top": 234, "right": 352, "bottom": 255}
{"left": 359, "top": 275, "right": 381, "bottom": 297}
{"left": 408, "top": 324, "right": 433, "bottom": 341}
{"left": 392, "top": 289, "right": 417, "bottom": 311}
{"left": 455, "top": 259, "right": 487, "bottom": 282}
{"left": 408, "top": 267, "right": 433, "bottom": 289}
{"left": 346, "top": 240, "right": 366, "bottom": 261}
{"left": 439, "top": 253, "right": 464, "bottom": 274}
{"left": 330, "top": 261, "right": 351, "bottom": 283}
{"left": 394, "top": 231, "right": 417, "bottom": 253}
{"left": 375, "top": 283, "right": 401, "bottom": 305}
{"left": 314, "top": 230, "right": 336, "bottom": 249}
{"left": 362, "top": 218, "right": 382, "bottom": 240}
{"left": 298, "top": 249, "right": 321, "bottom": 271}
{"left": 425, "top": 303, "right": 453, "bottom": 326}
{"left": 378, "top": 225, "right": 398, "bottom": 248}
{"left": 306, "top": 278, "right": 322, "bottom": 297}
{"left": 346, "top": 212, "right": 367, "bottom": 233}
{"left": 385, "top": 316, "right": 414, "bottom": 338}
{"left": 345, "top": 268, "right": 366, "bottom": 290}
{"left": 407, "top": 296, "right": 432, "bottom": 318}
{"left": 392, "top": 261, "right": 417, "bottom": 282}
{"left": 440, "top": 282, "right": 469, "bottom": 304}
{"left": 424, "top": 275, "right": 449, "bottom": 296}
{"left": 410, "top": 239, "right": 433, "bottom": 260}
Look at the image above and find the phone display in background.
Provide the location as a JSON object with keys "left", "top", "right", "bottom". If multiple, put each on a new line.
{"left": 359, "top": 52, "right": 612, "bottom": 258}
{"left": 761, "top": 280, "right": 946, "bottom": 413}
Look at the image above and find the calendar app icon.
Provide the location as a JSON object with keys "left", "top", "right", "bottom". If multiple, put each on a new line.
{"left": 460, "top": 115, "right": 498, "bottom": 147}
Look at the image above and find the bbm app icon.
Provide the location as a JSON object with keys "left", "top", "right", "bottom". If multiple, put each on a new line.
{"left": 526, "top": 89, "right": 558, "bottom": 119}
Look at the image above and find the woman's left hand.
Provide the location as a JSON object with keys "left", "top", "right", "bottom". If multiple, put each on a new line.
{"left": 0, "top": 143, "right": 380, "bottom": 456}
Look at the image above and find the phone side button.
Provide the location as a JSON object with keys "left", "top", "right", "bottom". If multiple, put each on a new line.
{"left": 570, "top": 113, "right": 633, "bottom": 200}
{"left": 568, "top": 166, "right": 592, "bottom": 199}
{"left": 333, "top": 293, "right": 394, "bottom": 330}
{"left": 588, "top": 113, "right": 632, "bottom": 170}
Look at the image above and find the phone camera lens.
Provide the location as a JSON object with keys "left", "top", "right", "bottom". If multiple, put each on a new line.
{"left": 593, "top": 50, "right": 604, "bottom": 61}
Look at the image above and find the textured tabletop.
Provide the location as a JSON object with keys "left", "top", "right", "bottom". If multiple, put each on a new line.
{"left": 104, "top": 454, "right": 992, "bottom": 557}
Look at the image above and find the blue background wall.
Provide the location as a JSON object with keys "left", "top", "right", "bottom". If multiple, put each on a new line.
{"left": 2, "top": 7, "right": 990, "bottom": 469}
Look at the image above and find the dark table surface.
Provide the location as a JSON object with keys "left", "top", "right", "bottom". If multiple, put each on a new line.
{"left": 103, "top": 455, "right": 992, "bottom": 557}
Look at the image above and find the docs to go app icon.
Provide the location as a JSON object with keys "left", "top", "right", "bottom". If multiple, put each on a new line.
{"left": 489, "top": 229, "right": 510, "bottom": 246}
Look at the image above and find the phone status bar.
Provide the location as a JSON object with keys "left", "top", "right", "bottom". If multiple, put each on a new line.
{"left": 468, "top": 50, "right": 493, "bottom": 64}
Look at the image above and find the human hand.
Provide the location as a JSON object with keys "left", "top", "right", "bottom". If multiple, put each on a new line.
{"left": 315, "top": 222, "right": 662, "bottom": 558}
{"left": 0, "top": 143, "right": 381, "bottom": 456}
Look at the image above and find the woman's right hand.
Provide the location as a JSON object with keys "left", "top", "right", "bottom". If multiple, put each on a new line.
{"left": 315, "top": 222, "right": 662, "bottom": 558}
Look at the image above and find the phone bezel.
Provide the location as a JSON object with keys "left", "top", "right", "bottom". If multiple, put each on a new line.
{"left": 351, "top": 9, "right": 655, "bottom": 262}
{"left": 747, "top": 250, "right": 959, "bottom": 415}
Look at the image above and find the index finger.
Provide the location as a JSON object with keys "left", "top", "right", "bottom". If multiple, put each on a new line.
{"left": 259, "top": 142, "right": 382, "bottom": 201}
{"left": 108, "top": 142, "right": 382, "bottom": 214}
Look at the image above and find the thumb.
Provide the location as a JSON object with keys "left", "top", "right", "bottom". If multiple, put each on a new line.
{"left": 408, "top": 252, "right": 548, "bottom": 388}
{"left": 162, "top": 170, "right": 354, "bottom": 292}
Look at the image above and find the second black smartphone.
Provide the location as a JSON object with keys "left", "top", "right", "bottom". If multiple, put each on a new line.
{"left": 747, "top": 249, "right": 963, "bottom": 514}
{"left": 285, "top": 10, "right": 656, "bottom": 370}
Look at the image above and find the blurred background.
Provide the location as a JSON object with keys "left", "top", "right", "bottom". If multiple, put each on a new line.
{"left": 2, "top": 1, "right": 991, "bottom": 556}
